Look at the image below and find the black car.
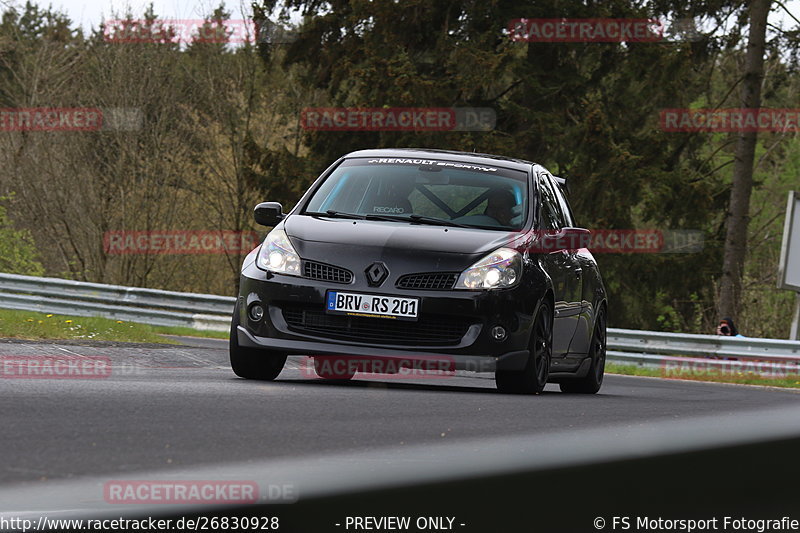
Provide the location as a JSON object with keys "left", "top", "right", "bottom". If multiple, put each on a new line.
{"left": 230, "top": 149, "right": 607, "bottom": 394}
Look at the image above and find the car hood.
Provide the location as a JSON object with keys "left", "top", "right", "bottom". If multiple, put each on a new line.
{"left": 284, "top": 215, "right": 516, "bottom": 256}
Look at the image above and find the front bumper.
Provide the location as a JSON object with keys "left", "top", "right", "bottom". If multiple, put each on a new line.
{"left": 237, "top": 261, "right": 544, "bottom": 372}
{"left": 237, "top": 326, "right": 528, "bottom": 371}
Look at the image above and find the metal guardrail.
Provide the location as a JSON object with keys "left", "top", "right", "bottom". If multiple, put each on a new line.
{"left": 1, "top": 273, "right": 800, "bottom": 375}
{"left": 0, "top": 273, "right": 234, "bottom": 331}
{"left": 606, "top": 328, "right": 800, "bottom": 376}
{"left": 608, "top": 328, "right": 800, "bottom": 360}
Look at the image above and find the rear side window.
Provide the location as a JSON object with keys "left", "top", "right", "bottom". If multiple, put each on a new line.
{"left": 549, "top": 174, "right": 575, "bottom": 227}
{"left": 537, "top": 171, "right": 566, "bottom": 230}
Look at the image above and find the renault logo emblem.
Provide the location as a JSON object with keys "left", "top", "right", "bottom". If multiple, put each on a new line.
{"left": 365, "top": 262, "right": 389, "bottom": 286}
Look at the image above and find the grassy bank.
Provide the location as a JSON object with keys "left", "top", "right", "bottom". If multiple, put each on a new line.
{"left": 607, "top": 363, "right": 800, "bottom": 389}
{"left": 0, "top": 308, "right": 227, "bottom": 343}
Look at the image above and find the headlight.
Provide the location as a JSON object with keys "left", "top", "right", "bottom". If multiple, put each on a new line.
{"left": 455, "top": 247, "right": 522, "bottom": 289}
{"left": 256, "top": 228, "right": 301, "bottom": 275}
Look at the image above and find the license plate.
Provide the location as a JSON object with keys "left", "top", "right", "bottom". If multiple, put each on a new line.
{"left": 326, "top": 291, "right": 419, "bottom": 321}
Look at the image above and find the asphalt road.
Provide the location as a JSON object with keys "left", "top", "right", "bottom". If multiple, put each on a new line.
{"left": 1, "top": 336, "right": 798, "bottom": 486}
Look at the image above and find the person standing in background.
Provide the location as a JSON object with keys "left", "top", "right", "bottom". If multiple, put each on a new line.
{"left": 716, "top": 317, "right": 744, "bottom": 337}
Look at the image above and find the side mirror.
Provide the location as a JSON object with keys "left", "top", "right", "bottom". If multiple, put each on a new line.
{"left": 254, "top": 202, "right": 284, "bottom": 226}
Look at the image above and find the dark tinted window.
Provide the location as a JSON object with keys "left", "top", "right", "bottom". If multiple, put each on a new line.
{"left": 549, "top": 174, "right": 575, "bottom": 227}
{"left": 304, "top": 157, "right": 529, "bottom": 230}
{"left": 537, "top": 171, "right": 566, "bottom": 230}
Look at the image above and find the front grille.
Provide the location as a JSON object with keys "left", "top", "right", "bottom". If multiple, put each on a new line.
{"left": 281, "top": 305, "right": 472, "bottom": 346}
{"left": 303, "top": 261, "right": 353, "bottom": 284}
{"left": 397, "top": 272, "right": 459, "bottom": 290}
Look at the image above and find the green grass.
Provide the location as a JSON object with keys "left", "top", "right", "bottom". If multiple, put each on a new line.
{"left": 607, "top": 363, "right": 800, "bottom": 389}
{"left": 0, "top": 308, "right": 227, "bottom": 343}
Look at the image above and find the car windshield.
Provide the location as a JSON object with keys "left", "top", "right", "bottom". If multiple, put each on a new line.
{"left": 303, "top": 157, "right": 529, "bottom": 230}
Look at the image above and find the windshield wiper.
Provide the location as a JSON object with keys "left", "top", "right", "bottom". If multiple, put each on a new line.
{"left": 305, "top": 210, "right": 367, "bottom": 220}
{"left": 306, "top": 210, "right": 468, "bottom": 228}
{"left": 408, "top": 214, "right": 469, "bottom": 228}
{"left": 364, "top": 214, "right": 469, "bottom": 228}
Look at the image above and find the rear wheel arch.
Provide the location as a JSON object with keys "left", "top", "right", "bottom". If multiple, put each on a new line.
{"left": 593, "top": 299, "right": 608, "bottom": 332}
{"left": 560, "top": 302, "right": 606, "bottom": 394}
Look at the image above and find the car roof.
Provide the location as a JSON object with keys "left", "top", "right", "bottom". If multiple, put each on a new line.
{"left": 344, "top": 148, "right": 538, "bottom": 173}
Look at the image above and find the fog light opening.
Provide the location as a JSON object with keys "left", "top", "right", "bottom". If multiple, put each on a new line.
{"left": 491, "top": 325, "right": 507, "bottom": 341}
{"left": 249, "top": 303, "right": 265, "bottom": 322}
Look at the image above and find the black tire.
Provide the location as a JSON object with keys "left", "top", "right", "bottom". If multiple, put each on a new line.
{"left": 229, "top": 305, "right": 286, "bottom": 380}
{"left": 560, "top": 306, "right": 606, "bottom": 394}
{"left": 495, "top": 302, "right": 552, "bottom": 394}
{"left": 313, "top": 356, "right": 356, "bottom": 380}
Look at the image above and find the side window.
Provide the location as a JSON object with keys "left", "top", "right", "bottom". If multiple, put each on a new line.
{"left": 537, "top": 172, "right": 566, "bottom": 230}
{"left": 549, "top": 175, "right": 575, "bottom": 227}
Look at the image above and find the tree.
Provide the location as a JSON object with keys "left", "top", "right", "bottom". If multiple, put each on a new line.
{"left": 718, "top": 0, "right": 771, "bottom": 320}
